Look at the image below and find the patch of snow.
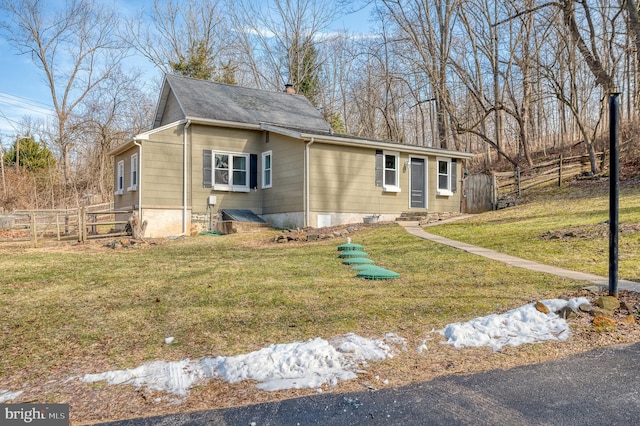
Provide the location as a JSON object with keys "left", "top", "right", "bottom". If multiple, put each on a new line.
{"left": 81, "top": 359, "right": 204, "bottom": 396}
{"left": 216, "top": 337, "right": 356, "bottom": 392}
{"left": 0, "top": 389, "right": 23, "bottom": 403}
{"left": 417, "top": 338, "right": 430, "bottom": 353}
{"left": 384, "top": 332, "right": 408, "bottom": 351}
{"left": 80, "top": 333, "right": 396, "bottom": 396}
{"left": 329, "top": 332, "right": 395, "bottom": 362}
{"left": 78, "top": 298, "right": 592, "bottom": 397}
{"left": 439, "top": 297, "right": 590, "bottom": 351}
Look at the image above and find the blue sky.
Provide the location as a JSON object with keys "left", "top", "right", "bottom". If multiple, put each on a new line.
{"left": 0, "top": 0, "right": 375, "bottom": 144}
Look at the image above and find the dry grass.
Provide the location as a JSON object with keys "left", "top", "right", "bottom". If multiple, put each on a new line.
{"left": 428, "top": 179, "right": 640, "bottom": 282}
{"left": 1, "top": 180, "right": 639, "bottom": 424}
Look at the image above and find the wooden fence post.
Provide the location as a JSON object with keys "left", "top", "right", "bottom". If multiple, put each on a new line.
{"left": 491, "top": 173, "right": 497, "bottom": 209}
{"left": 78, "top": 207, "right": 86, "bottom": 243}
{"left": 558, "top": 154, "right": 563, "bottom": 186}
{"left": 30, "top": 212, "right": 37, "bottom": 248}
{"left": 56, "top": 212, "right": 61, "bottom": 240}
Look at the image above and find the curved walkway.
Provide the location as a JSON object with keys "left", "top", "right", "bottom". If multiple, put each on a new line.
{"left": 398, "top": 221, "right": 640, "bottom": 293}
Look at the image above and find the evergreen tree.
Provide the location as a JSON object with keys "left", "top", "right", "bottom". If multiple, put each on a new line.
{"left": 290, "top": 39, "right": 320, "bottom": 106}
{"left": 327, "top": 112, "right": 346, "bottom": 134}
{"left": 170, "top": 40, "right": 215, "bottom": 80}
{"left": 4, "top": 137, "right": 56, "bottom": 172}
{"left": 216, "top": 61, "right": 238, "bottom": 85}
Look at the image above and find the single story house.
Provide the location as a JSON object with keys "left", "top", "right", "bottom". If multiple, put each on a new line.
{"left": 110, "top": 74, "right": 474, "bottom": 237}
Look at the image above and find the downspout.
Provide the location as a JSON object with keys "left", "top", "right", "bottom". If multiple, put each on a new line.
{"left": 183, "top": 120, "right": 191, "bottom": 235}
{"left": 305, "top": 138, "right": 315, "bottom": 227}
{"left": 132, "top": 138, "right": 142, "bottom": 220}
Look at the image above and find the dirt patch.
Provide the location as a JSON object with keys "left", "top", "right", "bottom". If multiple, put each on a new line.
{"left": 540, "top": 222, "right": 640, "bottom": 241}
{"left": 271, "top": 221, "right": 397, "bottom": 244}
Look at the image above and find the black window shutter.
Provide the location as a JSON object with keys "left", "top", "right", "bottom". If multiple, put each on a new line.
{"left": 451, "top": 158, "right": 457, "bottom": 193}
{"left": 203, "top": 150, "right": 212, "bottom": 188}
{"left": 375, "top": 150, "right": 383, "bottom": 187}
{"left": 250, "top": 153, "right": 258, "bottom": 189}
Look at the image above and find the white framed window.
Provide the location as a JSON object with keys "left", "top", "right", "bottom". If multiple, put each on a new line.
{"left": 128, "top": 153, "right": 138, "bottom": 191}
{"left": 383, "top": 151, "right": 401, "bottom": 192}
{"left": 437, "top": 157, "right": 453, "bottom": 196}
{"left": 213, "top": 151, "right": 250, "bottom": 192}
{"left": 115, "top": 160, "right": 124, "bottom": 195}
{"left": 262, "top": 151, "right": 272, "bottom": 189}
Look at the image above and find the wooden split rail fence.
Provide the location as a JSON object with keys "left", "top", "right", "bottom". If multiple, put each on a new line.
{"left": 493, "top": 153, "right": 604, "bottom": 208}
{"left": 0, "top": 203, "right": 134, "bottom": 247}
{"left": 463, "top": 153, "right": 604, "bottom": 213}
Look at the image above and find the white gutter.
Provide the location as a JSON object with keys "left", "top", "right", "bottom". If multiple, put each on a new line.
{"left": 298, "top": 132, "right": 475, "bottom": 160}
{"left": 133, "top": 138, "right": 142, "bottom": 220}
{"left": 182, "top": 120, "right": 191, "bottom": 235}
{"left": 305, "top": 137, "right": 315, "bottom": 227}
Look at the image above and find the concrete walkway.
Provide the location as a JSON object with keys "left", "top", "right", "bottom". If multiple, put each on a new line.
{"left": 398, "top": 221, "right": 640, "bottom": 293}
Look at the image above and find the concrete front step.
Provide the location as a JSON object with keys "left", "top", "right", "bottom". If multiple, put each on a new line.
{"left": 396, "top": 216, "right": 428, "bottom": 221}
{"left": 396, "top": 212, "right": 429, "bottom": 222}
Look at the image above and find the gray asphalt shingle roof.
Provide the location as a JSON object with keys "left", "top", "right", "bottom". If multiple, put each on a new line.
{"left": 159, "top": 74, "right": 332, "bottom": 133}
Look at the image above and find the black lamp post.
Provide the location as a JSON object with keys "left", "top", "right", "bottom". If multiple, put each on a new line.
{"left": 609, "top": 89, "right": 621, "bottom": 297}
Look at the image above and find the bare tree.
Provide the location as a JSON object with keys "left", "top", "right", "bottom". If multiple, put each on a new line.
{"left": 316, "top": 31, "right": 356, "bottom": 133}
{"left": 123, "top": 0, "right": 232, "bottom": 81}
{"left": 452, "top": 0, "right": 517, "bottom": 166}
{"left": 0, "top": 0, "right": 127, "bottom": 189}
{"left": 72, "top": 68, "right": 154, "bottom": 201}
{"left": 559, "top": 0, "right": 625, "bottom": 173}
{"left": 230, "top": 0, "right": 339, "bottom": 98}
{"left": 381, "top": 0, "right": 461, "bottom": 150}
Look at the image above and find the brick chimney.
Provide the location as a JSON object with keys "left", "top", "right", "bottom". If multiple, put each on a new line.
{"left": 284, "top": 83, "right": 296, "bottom": 94}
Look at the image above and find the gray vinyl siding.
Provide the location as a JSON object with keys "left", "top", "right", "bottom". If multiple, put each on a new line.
{"left": 190, "top": 124, "right": 265, "bottom": 214}
{"left": 309, "top": 143, "right": 408, "bottom": 214}
{"left": 159, "top": 91, "right": 185, "bottom": 127}
{"left": 130, "top": 120, "right": 464, "bottom": 231}
{"left": 113, "top": 146, "right": 140, "bottom": 210}
{"left": 141, "top": 126, "right": 185, "bottom": 208}
{"left": 309, "top": 143, "right": 464, "bottom": 215}
{"left": 262, "top": 133, "right": 304, "bottom": 214}
{"left": 428, "top": 157, "right": 463, "bottom": 212}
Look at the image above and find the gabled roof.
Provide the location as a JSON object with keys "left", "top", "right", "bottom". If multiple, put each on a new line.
{"left": 154, "top": 74, "right": 332, "bottom": 133}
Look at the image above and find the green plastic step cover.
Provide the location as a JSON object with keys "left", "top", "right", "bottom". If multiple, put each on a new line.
{"left": 338, "top": 250, "right": 369, "bottom": 258}
{"left": 356, "top": 267, "right": 400, "bottom": 280}
{"left": 351, "top": 264, "right": 384, "bottom": 271}
{"left": 342, "top": 257, "right": 375, "bottom": 265}
{"left": 337, "top": 243, "right": 365, "bottom": 251}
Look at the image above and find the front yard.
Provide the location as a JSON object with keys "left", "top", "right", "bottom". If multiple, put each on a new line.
{"left": 0, "top": 178, "right": 638, "bottom": 424}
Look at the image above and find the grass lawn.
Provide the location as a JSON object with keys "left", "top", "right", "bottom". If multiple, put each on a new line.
{"left": 0, "top": 224, "right": 582, "bottom": 382}
{"left": 2, "top": 180, "right": 638, "bottom": 423}
{"left": 428, "top": 180, "right": 640, "bottom": 282}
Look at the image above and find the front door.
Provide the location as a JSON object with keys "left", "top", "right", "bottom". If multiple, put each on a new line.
{"left": 410, "top": 158, "right": 426, "bottom": 208}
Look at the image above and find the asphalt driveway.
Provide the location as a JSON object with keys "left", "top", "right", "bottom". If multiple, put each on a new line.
{"left": 96, "top": 342, "right": 640, "bottom": 426}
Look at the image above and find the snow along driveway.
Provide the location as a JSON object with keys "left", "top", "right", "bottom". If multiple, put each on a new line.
{"left": 57, "top": 298, "right": 589, "bottom": 399}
